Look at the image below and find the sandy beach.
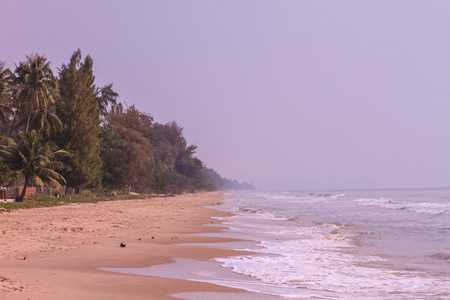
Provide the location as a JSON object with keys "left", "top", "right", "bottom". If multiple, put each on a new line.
{"left": 0, "top": 192, "right": 258, "bottom": 299}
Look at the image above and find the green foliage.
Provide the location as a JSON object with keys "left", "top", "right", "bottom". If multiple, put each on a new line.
{"left": 27, "top": 106, "right": 62, "bottom": 140}
{"left": 0, "top": 193, "right": 155, "bottom": 212}
{"left": 56, "top": 49, "right": 102, "bottom": 190}
{"left": 0, "top": 161, "right": 11, "bottom": 186}
{"left": 0, "top": 131, "right": 69, "bottom": 202}
{"left": 150, "top": 156, "right": 170, "bottom": 194}
{"left": 96, "top": 83, "right": 118, "bottom": 116}
{"left": 1, "top": 50, "right": 253, "bottom": 196}
{"left": 100, "top": 105, "right": 154, "bottom": 192}
{"left": 152, "top": 121, "right": 203, "bottom": 191}
{"left": 99, "top": 127, "right": 127, "bottom": 190}
{"left": 12, "top": 54, "right": 59, "bottom": 134}
{"left": 0, "top": 61, "right": 13, "bottom": 125}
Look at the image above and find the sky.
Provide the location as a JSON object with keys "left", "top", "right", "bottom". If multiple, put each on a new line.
{"left": 2, "top": 1, "right": 450, "bottom": 190}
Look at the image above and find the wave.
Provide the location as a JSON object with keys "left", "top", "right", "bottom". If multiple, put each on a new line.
{"left": 237, "top": 206, "right": 263, "bottom": 214}
{"left": 355, "top": 198, "right": 449, "bottom": 215}
{"left": 236, "top": 205, "right": 286, "bottom": 220}
{"left": 431, "top": 252, "right": 450, "bottom": 260}
{"left": 220, "top": 190, "right": 450, "bottom": 298}
{"left": 215, "top": 221, "right": 449, "bottom": 298}
{"left": 251, "top": 192, "right": 346, "bottom": 203}
{"left": 252, "top": 192, "right": 299, "bottom": 201}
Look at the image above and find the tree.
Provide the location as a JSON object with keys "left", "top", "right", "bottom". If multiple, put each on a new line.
{"left": 27, "top": 106, "right": 62, "bottom": 140}
{"left": 0, "top": 131, "right": 69, "bottom": 202}
{"left": 0, "top": 161, "right": 11, "bottom": 187}
{"left": 56, "top": 49, "right": 102, "bottom": 191}
{"left": 0, "top": 60, "right": 13, "bottom": 125}
{"left": 12, "top": 54, "right": 58, "bottom": 133}
{"left": 96, "top": 83, "right": 118, "bottom": 116}
{"left": 151, "top": 156, "right": 170, "bottom": 194}
{"left": 101, "top": 105, "right": 154, "bottom": 192}
{"left": 153, "top": 121, "right": 203, "bottom": 191}
{"left": 99, "top": 127, "right": 127, "bottom": 190}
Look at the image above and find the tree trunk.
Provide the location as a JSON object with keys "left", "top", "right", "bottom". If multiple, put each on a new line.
{"left": 25, "top": 109, "right": 32, "bottom": 132}
{"left": 8, "top": 113, "right": 17, "bottom": 137}
{"left": 17, "top": 177, "right": 29, "bottom": 202}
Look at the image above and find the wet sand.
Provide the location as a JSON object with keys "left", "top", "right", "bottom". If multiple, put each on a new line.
{"left": 0, "top": 192, "right": 261, "bottom": 299}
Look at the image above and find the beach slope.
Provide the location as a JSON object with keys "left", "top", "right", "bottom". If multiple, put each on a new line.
{"left": 0, "top": 192, "right": 253, "bottom": 299}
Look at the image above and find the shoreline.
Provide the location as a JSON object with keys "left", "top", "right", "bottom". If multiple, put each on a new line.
{"left": 0, "top": 192, "right": 262, "bottom": 299}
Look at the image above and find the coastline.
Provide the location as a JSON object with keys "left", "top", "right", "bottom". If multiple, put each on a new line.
{"left": 0, "top": 192, "right": 260, "bottom": 299}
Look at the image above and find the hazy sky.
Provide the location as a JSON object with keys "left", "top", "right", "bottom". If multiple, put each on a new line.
{"left": 2, "top": 1, "right": 450, "bottom": 190}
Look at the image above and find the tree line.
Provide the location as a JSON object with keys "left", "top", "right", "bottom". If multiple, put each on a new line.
{"left": 0, "top": 50, "right": 253, "bottom": 201}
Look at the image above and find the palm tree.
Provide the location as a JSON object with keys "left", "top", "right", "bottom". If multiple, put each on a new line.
{"left": 12, "top": 54, "right": 58, "bottom": 133}
{"left": 96, "top": 83, "right": 118, "bottom": 116}
{"left": 26, "top": 106, "right": 62, "bottom": 139}
{"left": 0, "top": 161, "right": 11, "bottom": 187}
{"left": 0, "top": 60, "right": 13, "bottom": 124}
{"left": 0, "top": 130, "right": 69, "bottom": 202}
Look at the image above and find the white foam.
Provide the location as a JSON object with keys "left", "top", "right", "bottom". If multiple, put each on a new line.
{"left": 211, "top": 191, "right": 450, "bottom": 298}
{"left": 213, "top": 217, "right": 450, "bottom": 299}
{"left": 170, "top": 291, "right": 281, "bottom": 300}
{"left": 100, "top": 258, "right": 323, "bottom": 298}
{"left": 356, "top": 198, "right": 449, "bottom": 215}
{"left": 218, "top": 247, "right": 449, "bottom": 297}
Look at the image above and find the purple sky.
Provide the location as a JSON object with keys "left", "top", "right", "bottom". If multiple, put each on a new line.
{"left": 2, "top": 1, "right": 450, "bottom": 190}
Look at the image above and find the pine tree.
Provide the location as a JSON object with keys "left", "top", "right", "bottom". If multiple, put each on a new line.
{"left": 56, "top": 49, "right": 102, "bottom": 192}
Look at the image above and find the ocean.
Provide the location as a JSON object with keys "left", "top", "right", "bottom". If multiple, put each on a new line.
{"left": 101, "top": 188, "right": 450, "bottom": 299}
{"left": 210, "top": 188, "right": 450, "bottom": 299}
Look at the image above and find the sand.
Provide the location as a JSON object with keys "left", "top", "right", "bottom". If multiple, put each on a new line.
{"left": 0, "top": 192, "right": 260, "bottom": 299}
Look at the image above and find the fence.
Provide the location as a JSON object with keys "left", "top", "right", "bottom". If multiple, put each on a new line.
{"left": 1, "top": 185, "right": 83, "bottom": 200}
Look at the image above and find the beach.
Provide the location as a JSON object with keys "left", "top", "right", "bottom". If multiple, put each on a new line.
{"left": 0, "top": 192, "right": 257, "bottom": 299}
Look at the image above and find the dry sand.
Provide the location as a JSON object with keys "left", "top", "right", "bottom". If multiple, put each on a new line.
{"left": 0, "top": 192, "right": 259, "bottom": 299}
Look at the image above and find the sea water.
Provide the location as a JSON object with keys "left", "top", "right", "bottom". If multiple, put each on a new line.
{"left": 101, "top": 188, "right": 450, "bottom": 299}
{"left": 210, "top": 188, "right": 450, "bottom": 299}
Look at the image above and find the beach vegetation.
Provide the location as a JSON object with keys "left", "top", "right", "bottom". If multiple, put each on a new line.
{"left": 0, "top": 130, "right": 69, "bottom": 202}
{"left": 96, "top": 83, "right": 119, "bottom": 116}
{"left": 0, "top": 161, "right": 11, "bottom": 186}
{"left": 100, "top": 104, "right": 154, "bottom": 192}
{"left": 56, "top": 49, "right": 102, "bottom": 192}
{"left": 0, "top": 50, "right": 253, "bottom": 201}
{"left": 152, "top": 121, "right": 203, "bottom": 192}
{"left": 0, "top": 192, "right": 154, "bottom": 212}
{"left": 10, "top": 54, "right": 59, "bottom": 134}
{"left": 0, "top": 60, "right": 13, "bottom": 126}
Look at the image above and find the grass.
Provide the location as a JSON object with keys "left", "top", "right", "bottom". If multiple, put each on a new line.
{"left": 0, "top": 193, "right": 155, "bottom": 212}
